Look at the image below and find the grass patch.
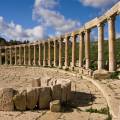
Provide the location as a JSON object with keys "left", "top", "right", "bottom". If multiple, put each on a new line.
{"left": 85, "top": 107, "right": 109, "bottom": 115}
{"left": 110, "top": 71, "right": 120, "bottom": 79}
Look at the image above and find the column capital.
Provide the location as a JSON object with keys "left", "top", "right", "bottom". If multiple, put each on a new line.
{"left": 97, "top": 23, "right": 105, "bottom": 28}
{"left": 5, "top": 46, "right": 8, "bottom": 49}
{"left": 65, "top": 34, "right": 69, "bottom": 39}
{"left": 42, "top": 41, "right": 46, "bottom": 45}
{"left": 107, "top": 15, "right": 116, "bottom": 21}
{"left": 117, "top": 9, "right": 120, "bottom": 15}
{"left": 71, "top": 32, "right": 76, "bottom": 37}
{"left": 84, "top": 29, "right": 91, "bottom": 33}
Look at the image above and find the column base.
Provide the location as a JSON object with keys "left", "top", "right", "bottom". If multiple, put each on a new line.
{"left": 43, "top": 60, "right": 47, "bottom": 67}
{"left": 63, "top": 66, "right": 69, "bottom": 70}
{"left": 93, "top": 69, "right": 111, "bottom": 79}
{"left": 58, "top": 65, "right": 62, "bottom": 69}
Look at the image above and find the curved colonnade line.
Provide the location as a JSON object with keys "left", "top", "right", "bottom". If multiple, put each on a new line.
{"left": 0, "top": 2, "right": 120, "bottom": 72}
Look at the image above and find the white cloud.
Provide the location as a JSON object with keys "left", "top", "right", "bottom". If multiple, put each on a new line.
{"left": 33, "top": 0, "right": 80, "bottom": 34}
{"left": 79, "top": 0, "right": 119, "bottom": 8}
{"left": 0, "top": 16, "right": 46, "bottom": 41}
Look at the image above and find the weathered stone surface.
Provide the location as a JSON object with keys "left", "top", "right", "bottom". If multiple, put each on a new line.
{"left": 32, "top": 78, "right": 41, "bottom": 87}
{"left": 50, "top": 100, "right": 61, "bottom": 112}
{"left": 52, "top": 84, "right": 61, "bottom": 100}
{"left": 61, "top": 84, "right": 67, "bottom": 103}
{"left": 59, "top": 80, "right": 71, "bottom": 103}
{"left": 66, "top": 82, "right": 71, "bottom": 102}
{"left": 41, "top": 77, "right": 51, "bottom": 87}
{"left": 13, "top": 89, "right": 27, "bottom": 111}
{"left": 39, "top": 87, "right": 52, "bottom": 109}
{"left": 0, "top": 88, "right": 15, "bottom": 111}
{"left": 93, "top": 69, "right": 111, "bottom": 79}
{"left": 26, "top": 87, "right": 39, "bottom": 110}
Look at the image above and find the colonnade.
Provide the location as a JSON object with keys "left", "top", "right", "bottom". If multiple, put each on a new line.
{"left": 0, "top": 2, "right": 120, "bottom": 73}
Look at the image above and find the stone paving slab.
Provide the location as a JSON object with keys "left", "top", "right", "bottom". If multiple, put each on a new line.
{"left": 0, "top": 66, "right": 109, "bottom": 120}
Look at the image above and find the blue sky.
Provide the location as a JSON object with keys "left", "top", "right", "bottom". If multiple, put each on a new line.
{"left": 0, "top": 0, "right": 119, "bottom": 41}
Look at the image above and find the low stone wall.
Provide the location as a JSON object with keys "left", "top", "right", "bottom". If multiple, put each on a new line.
{"left": 0, "top": 78, "right": 71, "bottom": 111}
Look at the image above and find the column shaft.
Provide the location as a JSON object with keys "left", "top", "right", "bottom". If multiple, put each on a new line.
{"left": 28, "top": 45, "right": 31, "bottom": 65}
{"left": 72, "top": 33, "right": 76, "bottom": 67}
{"left": 38, "top": 43, "right": 42, "bottom": 66}
{"left": 24, "top": 45, "right": 26, "bottom": 65}
{"left": 65, "top": 35, "right": 69, "bottom": 68}
{"left": 59, "top": 38, "right": 62, "bottom": 68}
{"left": 43, "top": 42, "right": 46, "bottom": 66}
{"left": 33, "top": 45, "right": 36, "bottom": 65}
{"left": 48, "top": 41, "right": 51, "bottom": 67}
{"left": 79, "top": 33, "right": 84, "bottom": 67}
{"left": 85, "top": 29, "right": 90, "bottom": 69}
{"left": 0, "top": 48, "right": 2, "bottom": 65}
{"left": 19, "top": 46, "right": 21, "bottom": 65}
{"left": 5, "top": 47, "right": 7, "bottom": 65}
{"left": 108, "top": 17, "right": 116, "bottom": 72}
{"left": 10, "top": 47, "right": 12, "bottom": 65}
{"left": 98, "top": 24, "right": 104, "bottom": 70}
{"left": 15, "top": 46, "right": 17, "bottom": 65}
{"left": 54, "top": 40, "right": 57, "bottom": 67}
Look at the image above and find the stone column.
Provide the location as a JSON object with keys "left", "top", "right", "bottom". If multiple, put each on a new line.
{"left": 14, "top": 46, "right": 17, "bottom": 65}
{"left": 54, "top": 39, "right": 57, "bottom": 67}
{"left": 5, "top": 47, "right": 7, "bottom": 65}
{"left": 98, "top": 23, "right": 104, "bottom": 70}
{"left": 43, "top": 42, "right": 46, "bottom": 66}
{"left": 48, "top": 40, "right": 51, "bottom": 67}
{"left": 28, "top": 45, "right": 31, "bottom": 65}
{"left": 59, "top": 38, "right": 62, "bottom": 68}
{"left": 65, "top": 35, "right": 69, "bottom": 68}
{"left": 108, "top": 16, "right": 116, "bottom": 72}
{"left": 24, "top": 45, "right": 26, "bottom": 65}
{"left": 71, "top": 32, "right": 76, "bottom": 68}
{"left": 33, "top": 44, "right": 36, "bottom": 66}
{"left": 85, "top": 29, "right": 90, "bottom": 69}
{"left": 79, "top": 32, "right": 84, "bottom": 67}
{"left": 38, "top": 43, "right": 42, "bottom": 66}
{"left": 10, "top": 47, "right": 12, "bottom": 65}
{"left": 19, "top": 46, "right": 21, "bottom": 65}
{"left": 0, "top": 47, "right": 2, "bottom": 65}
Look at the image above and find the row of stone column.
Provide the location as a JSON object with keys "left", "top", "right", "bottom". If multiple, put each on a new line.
{"left": 0, "top": 16, "right": 116, "bottom": 72}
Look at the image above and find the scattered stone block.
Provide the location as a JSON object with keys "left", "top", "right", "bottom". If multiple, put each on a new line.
{"left": 0, "top": 88, "right": 15, "bottom": 111}
{"left": 26, "top": 87, "right": 39, "bottom": 110}
{"left": 52, "top": 84, "right": 62, "bottom": 100}
{"left": 50, "top": 100, "right": 61, "bottom": 112}
{"left": 13, "top": 89, "right": 27, "bottom": 111}
{"left": 39, "top": 87, "right": 52, "bottom": 109}
{"left": 32, "top": 78, "right": 41, "bottom": 87}
{"left": 61, "top": 84, "right": 67, "bottom": 103}
{"left": 93, "top": 69, "right": 111, "bottom": 79}
{"left": 66, "top": 82, "right": 71, "bottom": 102}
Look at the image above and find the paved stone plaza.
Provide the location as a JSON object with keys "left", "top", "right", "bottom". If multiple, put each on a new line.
{"left": 0, "top": 66, "right": 109, "bottom": 120}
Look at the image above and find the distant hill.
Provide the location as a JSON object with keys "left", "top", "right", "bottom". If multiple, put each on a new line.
{"left": 0, "top": 37, "right": 29, "bottom": 46}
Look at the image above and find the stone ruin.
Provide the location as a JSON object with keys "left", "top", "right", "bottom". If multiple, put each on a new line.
{"left": 0, "top": 77, "right": 71, "bottom": 112}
